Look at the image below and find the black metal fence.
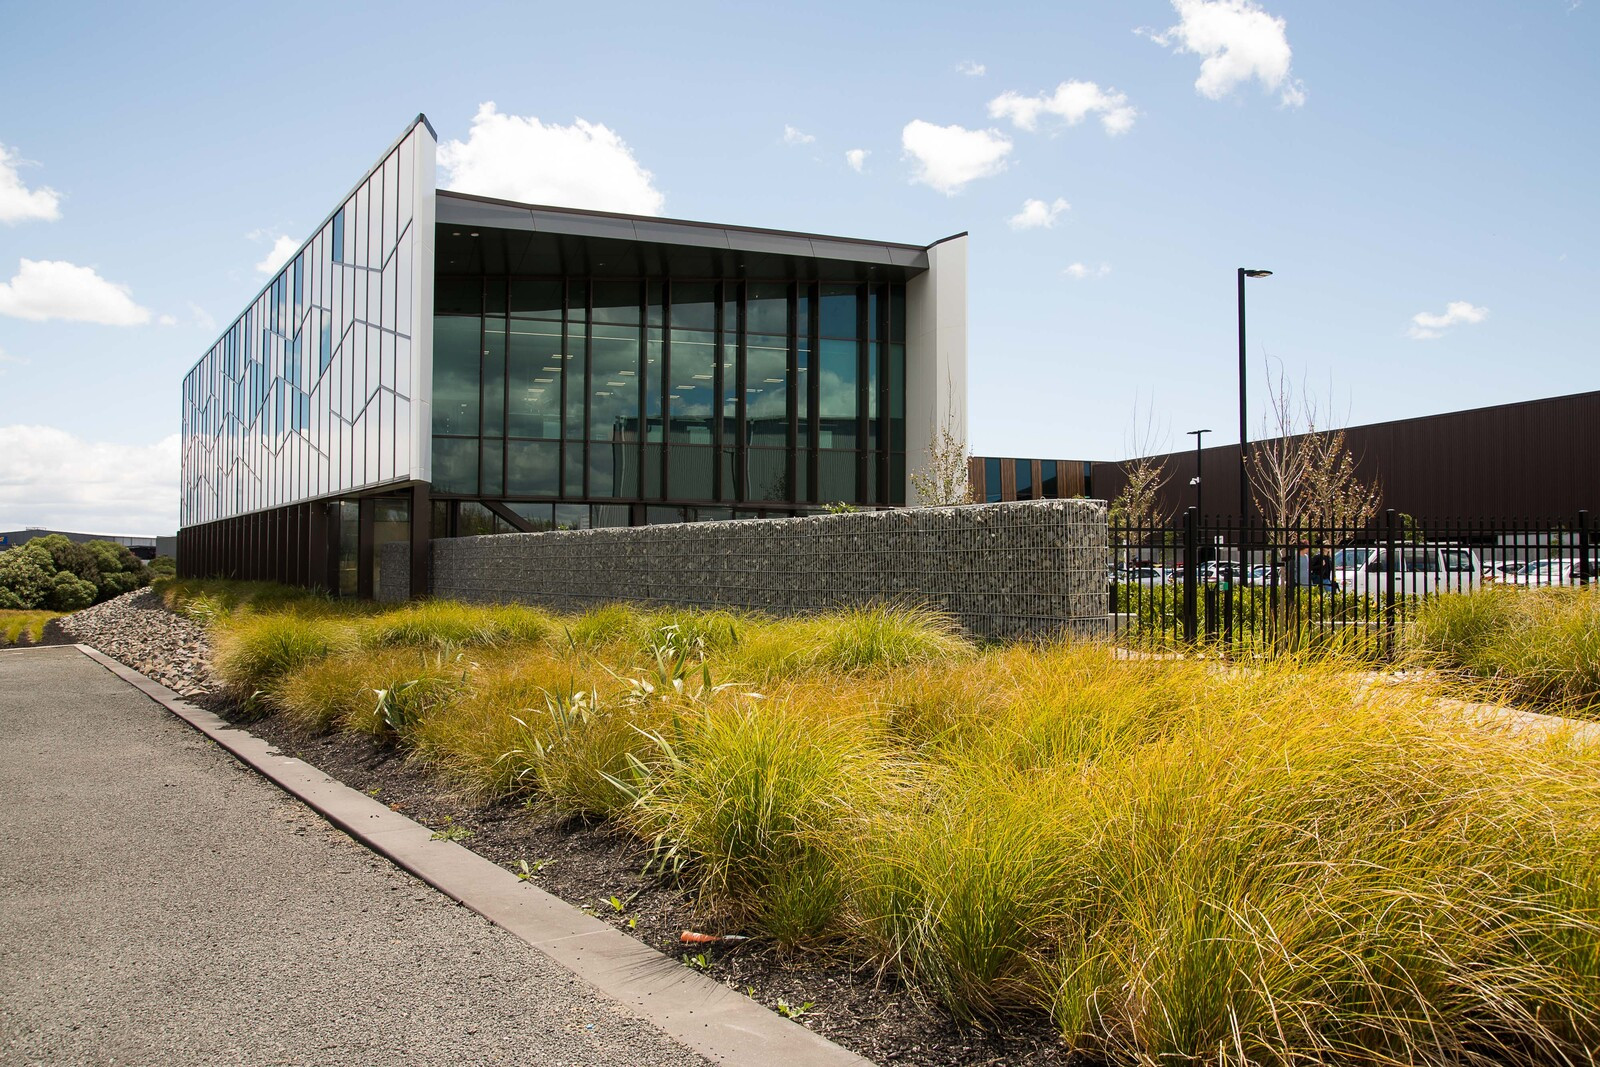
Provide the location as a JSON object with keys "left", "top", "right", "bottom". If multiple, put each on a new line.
{"left": 1109, "top": 509, "right": 1596, "bottom": 658}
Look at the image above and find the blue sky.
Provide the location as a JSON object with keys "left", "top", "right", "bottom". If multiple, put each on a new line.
{"left": 1, "top": 0, "right": 1595, "bottom": 534}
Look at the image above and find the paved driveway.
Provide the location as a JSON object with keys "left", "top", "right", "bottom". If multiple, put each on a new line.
{"left": 0, "top": 645, "right": 708, "bottom": 1067}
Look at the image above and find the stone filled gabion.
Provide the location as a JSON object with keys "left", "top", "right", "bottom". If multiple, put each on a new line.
{"left": 393, "top": 499, "right": 1109, "bottom": 641}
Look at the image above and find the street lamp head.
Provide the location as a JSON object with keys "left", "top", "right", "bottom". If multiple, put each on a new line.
{"left": 1242, "top": 269, "right": 1273, "bottom": 278}
{"left": 1187, "top": 428, "right": 1212, "bottom": 437}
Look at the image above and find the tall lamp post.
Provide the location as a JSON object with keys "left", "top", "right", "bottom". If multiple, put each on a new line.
{"left": 1237, "top": 268, "right": 1273, "bottom": 531}
{"left": 1187, "top": 428, "right": 1210, "bottom": 518}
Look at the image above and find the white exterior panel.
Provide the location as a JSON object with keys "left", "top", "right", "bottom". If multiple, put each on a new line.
{"left": 179, "top": 117, "right": 437, "bottom": 527}
{"left": 903, "top": 233, "right": 969, "bottom": 505}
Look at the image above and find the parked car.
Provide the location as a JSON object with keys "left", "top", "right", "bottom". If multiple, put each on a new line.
{"left": 1502, "top": 558, "right": 1594, "bottom": 588}
{"left": 1328, "top": 544, "right": 1482, "bottom": 597}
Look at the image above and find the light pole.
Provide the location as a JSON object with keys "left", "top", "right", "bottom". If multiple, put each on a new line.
{"left": 1237, "top": 268, "right": 1272, "bottom": 531}
{"left": 1187, "top": 428, "right": 1210, "bottom": 518}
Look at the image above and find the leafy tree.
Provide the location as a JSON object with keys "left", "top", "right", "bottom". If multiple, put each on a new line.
{"left": 82, "top": 539, "right": 149, "bottom": 599}
{"left": 147, "top": 555, "right": 177, "bottom": 579}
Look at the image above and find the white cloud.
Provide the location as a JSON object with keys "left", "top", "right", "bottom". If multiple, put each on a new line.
{"left": 1064, "top": 262, "right": 1112, "bottom": 280}
{"left": 0, "top": 143, "right": 61, "bottom": 224}
{"left": 188, "top": 302, "right": 216, "bottom": 332}
{"left": 0, "top": 426, "right": 179, "bottom": 535}
{"left": 157, "top": 314, "right": 178, "bottom": 327}
{"left": 0, "top": 259, "right": 151, "bottom": 325}
{"left": 254, "top": 234, "right": 299, "bottom": 276}
{"left": 783, "top": 125, "right": 816, "bottom": 145}
{"left": 1009, "top": 197, "right": 1071, "bottom": 229}
{"left": 1140, "top": 0, "right": 1306, "bottom": 107}
{"left": 989, "top": 81, "right": 1138, "bottom": 135}
{"left": 901, "top": 120, "right": 1012, "bottom": 195}
{"left": 845, "top": 148, "right": 869, "bottom": 173}
{"left": 1407, "top": 300, "right": 1487, "bottom": 340}
{"left": 438, "top": 101, "right": 665, "bottom": 215}
{"left": 957, "top": 60, "right": 987, "bottom": 76}
{"left": 0, "top": 345, "right": 27, "bottom": 373}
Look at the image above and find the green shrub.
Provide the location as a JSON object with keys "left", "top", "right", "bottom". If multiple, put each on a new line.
{"left": 0, "top": 550, "right": 52, "bottom": 608}
{"left": 48, "top": 571, "right": 97, "bottom": 611}
{"left": 146, "top": 555, "right": 177, "bottom": 579}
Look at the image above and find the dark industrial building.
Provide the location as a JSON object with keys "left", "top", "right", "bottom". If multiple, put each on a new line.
{"left": 975, "top": 389, "right": 1598, "bottom": 522}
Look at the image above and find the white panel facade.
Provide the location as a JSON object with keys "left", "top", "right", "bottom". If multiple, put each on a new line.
{"left": 904, "top": 233, "right": 969, "bottom": 505}
{"left": 180, "top": 117, "right": 437, "bottom": 527}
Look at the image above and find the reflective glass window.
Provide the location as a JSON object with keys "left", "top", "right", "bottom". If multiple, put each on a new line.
{"left": 432, "top": 437, "right": 478, "bottom": 494}
{"left": 563, "top": 322, "right": 587, "bottom": 440}
{"left": 506, "top": 502, "right": 555, "bottom": 531}
{"left": 431, "top": 316, "right": 481, "bottom": 436}
{"left": 888, "top": 343, "right": 905, "bottom": 453}
{"left": 457, "top": 502, "right": 498, "bottom": 536}
{"left": 671, "top": 282, "right": 715, "bottom": 331}
{"left": 818, "top": 339, "right": 857, "bottom": 448}
{"left": 1015, "top": 459, "right": 1033, "bottom": 501}
{"left": 817, "top": 450, "right": 857, "bottom": 504}
{"left": 1041, "top": 460, "right": 1059, "bottom": 497}
{"left": 510, "top": 278, "right": 563, "bottom": 319}
{"left": 506, "top": 440, "right": 559, "bottom": 496}
{"left": 481, "top": 439, "right": 504, "bottom": 496}
{"left": 747, "top": 448, "right": 790, "bottom": 502}
{"left": 482, "top": 317, "right": 506, "bottom": 438}
{"left": 984, "top": 457, "right": 1002, "bottom": 503}
{"left": 589, "top": 442, "right": 637, "bottom": 498}
{"left": 819, "top": 284, "right": 857, "bottom": 338}
{"left": 645, "top": 330, "right": 665, "bottom": 442}
{"left": 592, "top": 280, "right": 640, "bottom": 324}
{"left": 590, "top": 324, "right": 641, "bottom": 440}
{"left": 746, "top": 333, "right": 787, "bottom": 445}
{"left": 592, "top": 505, "right": 631, "bottom": 529}
{"left": 747, "top": 283, "right": 788, "bottom": 334}
{"left": 668, "top": 444, "right": 714, "bottom": 500}
{"left": 554, "top": 503, "right": 590, "bottom": 530}
{"left": 564, "top": 443, "right": 585, "bottom": 497}
{"left": 332, "top": 209, "right": 345, "bottom": 265}
{"left": 668, "top": 329, "right": 715, "bottom": 443}
{"left": 507, "top": 319, "right": 562, "bottom": 439}
{"left": 889, "top": 285, "right": 906, "bottom": 341}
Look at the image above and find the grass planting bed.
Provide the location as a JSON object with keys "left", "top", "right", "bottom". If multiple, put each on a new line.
{"left": 168, "top": 579, "right": 1600, "bottom": 1066}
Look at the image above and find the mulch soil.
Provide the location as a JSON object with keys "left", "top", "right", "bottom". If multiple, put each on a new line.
{"left": 196, "top": 693, "right": 1087, "bottom": 1067}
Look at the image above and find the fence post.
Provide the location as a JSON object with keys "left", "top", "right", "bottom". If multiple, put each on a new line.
{"left": 1383, "top": 508, "right": 1398, "bottom": 658}
{"left": 1579, "top": 510, "right": 1591, "bottom": 588}
{"left": 1182, "top": 507, "right": 1198, "bottom": 646}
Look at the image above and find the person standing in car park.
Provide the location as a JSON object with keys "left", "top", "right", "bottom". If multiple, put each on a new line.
{"left": 1309, "top": 546, "right": 1334, "bottom": 591}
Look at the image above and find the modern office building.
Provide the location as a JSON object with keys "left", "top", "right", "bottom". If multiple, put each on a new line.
{"left": 178, "top": 115, "right": 968, "bottom": 596}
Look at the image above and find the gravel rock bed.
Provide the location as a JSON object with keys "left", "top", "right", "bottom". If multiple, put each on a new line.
{"left": 56, "top": 588, "right": 214, "bottom": 697}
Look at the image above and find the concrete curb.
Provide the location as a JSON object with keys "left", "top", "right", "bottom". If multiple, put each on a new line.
{"left": 72, "top": 644, "right": 874, "bottom": 1067}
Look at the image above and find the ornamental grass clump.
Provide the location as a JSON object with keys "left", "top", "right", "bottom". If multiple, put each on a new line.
{"left": 211, "top": 614, "right": 351, "bottom": 698}
{"left": 619, "top": 698, "right": 890, "bottom": 948}
{"left": 359, "top": 600, "right": 555, "bottom": 651}
{"left": 1409, "top": 587, "right": 1600, "bottom": 710}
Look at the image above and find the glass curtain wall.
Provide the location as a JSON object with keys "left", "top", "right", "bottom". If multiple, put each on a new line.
{"left": 432, "top": 273, "right": 907, "bottom": 519}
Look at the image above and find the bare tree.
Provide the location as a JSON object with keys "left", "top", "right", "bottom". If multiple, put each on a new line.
{"left": 1245, "top": 359, "right": 1382, "bottom": 535}
{"left": 910, "top": 420, "right": 973, "bottom": 506}
{"left": 1109, "top": 399, "right": 1173, "bottom": 530}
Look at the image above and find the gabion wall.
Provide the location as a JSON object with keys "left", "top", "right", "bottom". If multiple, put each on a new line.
{"left": 384, "top": 499, "right": 1108, "bottom": 641}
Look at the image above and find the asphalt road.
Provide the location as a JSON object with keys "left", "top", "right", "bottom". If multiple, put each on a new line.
{"left": 0, "top": 645, "right": 710, "bottom": 1067}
